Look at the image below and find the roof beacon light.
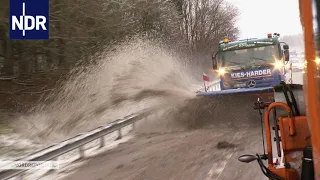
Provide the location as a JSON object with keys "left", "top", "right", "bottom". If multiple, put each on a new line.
{"left": 273, "top": 33, "right": 280, "bottom": 37}
{"left": 267, "top": 33, "right": 272, "bottom": 38}
{"left": 223, "top": 38, "right": 229, "bottom": 43}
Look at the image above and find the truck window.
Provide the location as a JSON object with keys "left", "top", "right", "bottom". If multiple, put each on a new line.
{"left": 220, "top": 44, "right": 280, "bottom": 68}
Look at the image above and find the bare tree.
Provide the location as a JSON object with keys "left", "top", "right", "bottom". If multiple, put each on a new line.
{"left": 0, "top": 0, "right": 240, "bottom": 110}
{"left": 181, "top": 0, "right": 239, "bottom": 54}
{"left": 0, "top": 0, "right": 239, "bottom": 76}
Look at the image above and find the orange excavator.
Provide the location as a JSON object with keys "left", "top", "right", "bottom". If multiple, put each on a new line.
{"left": 237, "top": 0, "right": 320, "bottom": 179}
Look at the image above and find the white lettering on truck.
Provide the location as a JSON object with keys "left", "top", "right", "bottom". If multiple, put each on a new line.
{"left": 230, "top": 69, "right": 272, "bottom": 79}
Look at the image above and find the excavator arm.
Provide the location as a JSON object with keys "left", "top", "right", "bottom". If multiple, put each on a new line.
{"left": 300, "top": 0, "right": 320, "bottom": 179}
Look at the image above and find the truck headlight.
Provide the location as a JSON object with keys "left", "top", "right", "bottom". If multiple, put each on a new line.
{"left": 217, "top": 68, "right": 226, "bottom": 76}
{"left": 274, "top": 61, "right": 284, "bottom": 69}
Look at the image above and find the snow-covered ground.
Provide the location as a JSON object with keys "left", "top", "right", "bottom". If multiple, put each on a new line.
{"left": 0, "top": 125, "right": 133, "bottom": 180}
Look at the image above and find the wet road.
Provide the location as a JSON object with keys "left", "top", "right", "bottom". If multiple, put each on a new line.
{"left": 62, "top": 126, "right": 266, "bottom": 180}
{"left": 61, "top": 71, "right": 303, "bottom": 180}
{"left": 61, "top": 94, "right": 271, "bottom": 180}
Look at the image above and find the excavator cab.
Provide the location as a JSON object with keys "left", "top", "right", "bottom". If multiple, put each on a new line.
{"left": 237, "top": 0, "right": 320, "bottom": 179}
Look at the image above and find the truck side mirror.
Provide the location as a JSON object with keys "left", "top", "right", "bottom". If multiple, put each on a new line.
{"left": 284, "top": 49, "right": 290, "bottom": 61}
{"left": 283, "top": 44, "right": 289, "bottom": 61}
{"left": 212, "top": 52, "right": 218, "bottom": 70}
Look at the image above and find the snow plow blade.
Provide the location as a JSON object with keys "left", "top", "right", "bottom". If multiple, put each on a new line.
{"left": 193, "top": 87, "right": 274, "bottom": 128}
{"left": 196, "top": 87, "right": 273, "bottom": 97}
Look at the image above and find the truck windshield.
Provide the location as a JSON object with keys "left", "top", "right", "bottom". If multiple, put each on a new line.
{"left": 220, "top": 44, "right": 280, "bottom": 68}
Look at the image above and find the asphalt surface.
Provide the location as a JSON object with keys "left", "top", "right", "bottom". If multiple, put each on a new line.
{"left": 63, "top": 127, "right": 266, "bottom": 180}
{"left": 62, "top": 71, "right": 303, "bottom": 180}
{"left": 61, "top": 94, "right": 269, "bottom": 180}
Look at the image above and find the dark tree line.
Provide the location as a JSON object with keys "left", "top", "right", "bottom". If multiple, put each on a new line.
{"left": 0, "top": 0, "right": 239, "bottom": 77}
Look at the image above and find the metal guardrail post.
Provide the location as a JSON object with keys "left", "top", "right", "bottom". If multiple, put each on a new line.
{"left": 132, "top": 122, "right": 135, "bottom": 130}
{"left": 100, "top": 136, "right": 105, "bottom": 148}
{"left": 79, "top": 146, "right": 85, "bottom": 159}
{"left": 116, "top": 128, "right": 122, "bottom": 140}
{"left": 129, "top": 122, "right": 135, "bottom": 133}
{"left": 50, "top": 157, "right": 59, "bottom": 172}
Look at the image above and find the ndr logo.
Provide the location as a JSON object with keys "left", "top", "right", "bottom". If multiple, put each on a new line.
{"left": 9, "top": 0, "right": 49, "bottom": 40}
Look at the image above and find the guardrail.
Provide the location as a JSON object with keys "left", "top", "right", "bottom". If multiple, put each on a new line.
{"left": 196, "top": 79, "right": 221, "bottom": 93}
{"left": 206, "top": 79, "right": 221, "bottom": 91}
{"left": 0, "top": 83, "right": 211, "bottom": 180}
{"left": 0, "top": 111, "right": 151, "bottom": 180}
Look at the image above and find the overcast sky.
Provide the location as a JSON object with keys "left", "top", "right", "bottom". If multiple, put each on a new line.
{"left": 227, "top": 0, "right": 303, "bottom": 39}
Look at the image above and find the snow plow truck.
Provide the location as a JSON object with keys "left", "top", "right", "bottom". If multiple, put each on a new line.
{"left": 198, "top": 33, "right": 290, "bottom": 97}
{"left": 197, "top": 1, "right": 320, "bottom": 179}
